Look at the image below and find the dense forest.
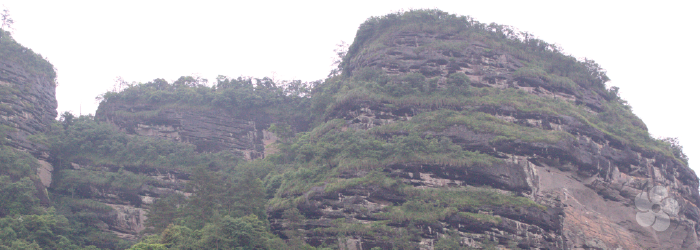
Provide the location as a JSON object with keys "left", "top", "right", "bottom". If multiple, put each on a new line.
{"left": 1, "top": 9, "right": 696, "bottom": 250}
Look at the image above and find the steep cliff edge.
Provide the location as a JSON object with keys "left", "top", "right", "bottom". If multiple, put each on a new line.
{"left": 0, "top": 61, "right": 56, "bottom": 154}
{"left": 0, "top": 30, "right": 57, "bottom": 200}
{"left": 264, "top": 10, "right": 700, "bottom": 249}
{"left": 97, "top": 102, "right": 266, "bottom": 159}
{"left": 95, "top": 77, "right": 314, "bottom": 160}
{"left": 0, "top": 31, "right": 137, "bottom": 250}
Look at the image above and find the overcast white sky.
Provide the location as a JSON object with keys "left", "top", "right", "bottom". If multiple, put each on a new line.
{"left": 2, "top": 1, "right": 699, "bottom": 174}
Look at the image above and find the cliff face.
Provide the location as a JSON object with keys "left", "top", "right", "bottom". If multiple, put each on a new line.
{"left": 93, "top": 78, "right": 310, "bottom": 160}
{"left": 96, "top": 103, "right": 274, "bottom": 160}
{"left": 9, "top": 10, "right": 697, "bottom": 250}
{"left": 84, "top": 103, "right": 274, "bottom": 239}
{"left": 0, "top": 39, "right": 58, "bottom": 197}
{"left": 85, "top": 79, "right": 309, "bottom": 240}
{"left": 63, "top": 160, "right": 192, "bottom": 241}
{"left": 0, "top": 62, "right": 57, "bottom": 151}
{"left": 264, "top": 11, "right": 700, "bottom": 249}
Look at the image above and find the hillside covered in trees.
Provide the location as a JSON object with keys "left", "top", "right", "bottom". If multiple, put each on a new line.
{"left": 1, "top": 9, "right": 698, "bottom": 250}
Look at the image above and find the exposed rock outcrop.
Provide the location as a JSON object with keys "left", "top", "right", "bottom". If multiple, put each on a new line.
{"left": 267, "top": 14, "right": 700, "bottom": 249}
{"left": 64, "top": 161, "right": 192, "bottom": 239}
{"left": 10, "top": 10, "right": 693, "bottom": 249}
{"left": 1, "top": 48, "right": 57, "bottom": 203}
{"left": 96, "top": 104, "right": 276, "bottom": 160}
{"left": 343, "top": 32, "right": 611, "bottom": 113}
{"left": 0, "top": 62, "right": 57, "bottom": 152}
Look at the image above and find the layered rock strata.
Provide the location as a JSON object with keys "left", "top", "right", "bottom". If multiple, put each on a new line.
{"left": 268, "top": 23, "right": 699, "bottom": 249}
{"left": 96, "top": 104, "right": 277, "bottom": 160}
{"left": 67, "top": 161, "right": 191, "bottom": 240}
{"left": 0, "top": 56, "right": 57, "bottom": 201}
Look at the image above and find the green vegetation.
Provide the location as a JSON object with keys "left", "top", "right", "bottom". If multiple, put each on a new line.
{"left": 49, "top": 115, "right": 239, "bottom": 172}
{"left": 371, "top": 109, "right": 571, "bottom": 144}
{"left": 325, "top": 9, "right": 687, "bottom": 164}
{"left": 0, "top": 207, "right": 113, "bottom": 250}
{"left": 0, "top": 28, "right": 130, "bottom": 249}
{"left": 44, "top": 115, "right": 326, "bottom": 249}
{"left": 0, "top": 30, "right": 56, "bottom": 81}
{"left": 513, "top": 66, "right": 577, "bottom": 93}
{"left": 262, "top": 111, "right": 540, "bottom": 247}
{"left": 266, "top": 119, "right": 502, "bottom": 205}
{"left": 250, "top": 10, "right": 689, "bottom": 249}
{"left": 131, "top": 215, "right": 285, "bottom": 250}
{"left": 46, "top": 115, "right": 295, "bottom": 249}
{"left": 434, "top": 229, "right": 469, "bottom": 250}
{"left": 0, "top": 145, "right": 39, "bottom": 181}
{"left": 97, "top": 76, "right": 318, "bottom": 130}
{"left": 0, "top": 123, "right": 126, "bottom": 249}
{"left": 0, "top": 176, "right": 40, "bottom": 217}
{"left": 342, "top": 9, "right": 609, "bottom": 92}
{"left": 0, "top": 8, "right": 692, "bottom": 250}
{"left": 136, "top": 164, "right": 326, "bottom": 250}
{"left": 339, "top": 67, "right": 471, "bottom": 99}
{"left": 404, "top": 187, "right": 542, "bottom": 210}
{"left": 322, "top": 67, "right": 683, "bottom": 164}
{"left": 292, "top": 183, "right": 535, "bottom": 248}
{"left": 333, "top": 183, "right": 537, "bottom": 226}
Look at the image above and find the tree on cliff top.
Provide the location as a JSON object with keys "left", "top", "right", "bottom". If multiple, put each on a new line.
{"left": 0, "top": 7, "right": 56, "bottom": 81}
{"left": 0, "top": 7, "right": 14, "bottom": 41}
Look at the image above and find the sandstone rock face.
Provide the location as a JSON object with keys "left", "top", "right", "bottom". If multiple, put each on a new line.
{"left": 0, "top": 54, "right": 170, "bottom": 240}
{"left": 66, "top": 161, "right": 192, "bottom": 239}
{"left": 344, "top": 32, "right": 609, "bottom": 114}
{"left": 0, "top": 61, "right": 57, "bottom": 153}
{"left": 37, "top": 13, "right": 696, "bottom": 249}
{"left": 268, "top": 26, "right": 700, "bottom": 249}
{"left": 92, "top": 103, "right": 287, "bottom": 240}
{"left": 105, "top": 204, "right": 147, "bottom": 241}
{"left": 1, "top": 57, "right": 57, "bottom": 205}
{"left": 96, "top": 104, "right": 276, "bottom": 160}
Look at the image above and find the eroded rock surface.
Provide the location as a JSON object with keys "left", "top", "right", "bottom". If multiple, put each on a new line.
{"left": 344, "top": 31, "right": 612, "bottom": 114}
{"left": 0, "top": 62, "right": 57, "bottom": 153}
{"left": 268, "top": 24, "right": 700, "bottom": 249}
{"left": 0, "top": 59, "right": 57, "bottom": 203}
{"left": 66, "top": 161, "right": 192, "bottom": 239}
{"left": 96, "top": 104, "right": 278, "bottom": 160}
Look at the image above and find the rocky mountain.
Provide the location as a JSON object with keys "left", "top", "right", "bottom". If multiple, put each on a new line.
{"left": 1, "top": 9, "right": 698, "bottom": 250}
{"left": 0, "top": 31, "right": 57, "bottom": 204}
{"left": 260, "top": 10, "right": 700, "bottom": 249}
{"left": 1, "top": 31, "right": 138, "bottom": 250}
